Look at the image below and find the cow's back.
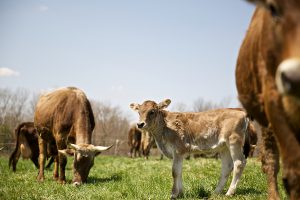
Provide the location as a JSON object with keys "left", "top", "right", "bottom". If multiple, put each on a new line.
{"left": 166, "top": 109, "right": 247, "bottom": 136}
{"left": 34, "top": 87, "right": 95, "bottom": 142}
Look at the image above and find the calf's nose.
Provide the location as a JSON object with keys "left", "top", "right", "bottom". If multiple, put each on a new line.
{"left": 137, "top": 122, "right": 145, "bottom": 129}
{"left": 276, "top": 58, "right": 300, "bottom": 96}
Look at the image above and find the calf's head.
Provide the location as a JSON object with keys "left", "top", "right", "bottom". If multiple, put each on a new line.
{"left": 130, "top": 99, "right": 171, "bottom": 130}
{"left": 59, "top": 143, "right": 112, "bottom": 186}
{"left": 247, "top": 0, "right": 300, "bottom": 97}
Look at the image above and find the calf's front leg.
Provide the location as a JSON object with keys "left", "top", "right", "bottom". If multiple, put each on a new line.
{"left": 171, "top": 154, "right": 183, "bottom": 199}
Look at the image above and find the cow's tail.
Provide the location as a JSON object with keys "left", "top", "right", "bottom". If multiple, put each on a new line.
{"left": 9, "top": 124, "right": 23, "bottom": 171}
{"left": 243, "top": 116, "right": 251, "bottom": 159}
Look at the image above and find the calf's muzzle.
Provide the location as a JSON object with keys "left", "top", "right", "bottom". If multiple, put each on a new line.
{"left": 276, "top": 58, "right": 300, "bottom": 97}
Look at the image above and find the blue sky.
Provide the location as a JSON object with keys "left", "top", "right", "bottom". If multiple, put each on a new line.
{"left": 0, "top": 0, "right": 255, "bottom": 119}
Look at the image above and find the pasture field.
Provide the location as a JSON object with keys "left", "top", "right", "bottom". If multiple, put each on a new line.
{"left": 0, "top": 155, "right": 287, "bottom": 200}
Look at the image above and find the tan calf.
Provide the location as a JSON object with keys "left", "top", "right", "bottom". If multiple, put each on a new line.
{"left": 130, "top": 99, "right": 249, "bottom": 199}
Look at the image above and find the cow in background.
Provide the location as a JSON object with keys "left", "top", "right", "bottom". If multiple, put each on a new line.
{"left": 131, "top": 99, "right": 250, "bottom": 198}
{"left": 128, "top": 124, "right": 142, "bottom": 158}
{"left": 141, "top": 130, "right": 154, "bottom": 159}
{"left": 35, "top": 87, "right": 112, "bottom": 185}
{"left": 236, "top": 0, "right": 300, "bottom": 199}
{"left": 9, "top": 122, "right": 54, "bottom": 171}
{"left": 141, "top": 130, "right": 164, "bottom": 160}
{"left": 248, "top": 121, "right": 258, "bottom": 157}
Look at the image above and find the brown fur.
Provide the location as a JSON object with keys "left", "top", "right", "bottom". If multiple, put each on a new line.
{"left": 9, "top": 122, "right": 55, "bottom": 172}
{"left": 127, "top": 124, "right": 142, "bottom": 158}
{"left": 34, "top": 87, "right": 103, "bottom": 185}
{"left": 236, "top": 1, "right": 300, "bottom": 199}
{"left": 131, "top": 100, "right": 249, "bottom": 198}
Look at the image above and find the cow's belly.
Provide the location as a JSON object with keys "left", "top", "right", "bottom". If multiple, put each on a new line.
{"left": 20, "top": 143, "right": 32, "bottom": 159}
{"left": 187, "top": 137, "right": 226, "bottom": 155}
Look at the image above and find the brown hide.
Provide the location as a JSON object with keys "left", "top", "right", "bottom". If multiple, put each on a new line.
{"left": 34, "top": 87, "right": 96, "bottom": 185}
{"left": 236, "top": 1, "right": 300, "bottom": 199}
{"left": 127, "top": 124, "right": 142, "bottom": 158}
{"left": 9, "top": 122, "right": 55, "bottom": 172}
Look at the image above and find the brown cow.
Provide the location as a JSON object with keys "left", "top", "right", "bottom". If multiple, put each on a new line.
{"left": 131, "top": 99, "right": 250, "bottom": 199}
{"left": 248, "top": 121, "right": 258, "bottom": 157}
{"left": 34, "top": 87, "right": 112, "bottom": 185}
{"left": 9, "top": 122, "right": 55, "bottom": 171}
{"left": 141, "top": 130, "right": 164, "bottom": 160}
{"left": 236, "top": 1, "right": 300, "bottom": 199}
{"left": 127, "top": 124, "right": 142, "bottom": 158}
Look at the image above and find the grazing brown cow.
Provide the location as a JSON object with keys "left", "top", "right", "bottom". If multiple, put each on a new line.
{"left": 127, "top": 124, "right": 142, "bottom": 158}
{"left": 131, "top": 99, "right": 250, "bottom": 199}
{"left": 236, "top": 1, "right": 300, "bottom": 199}
{"left": 141, "top": 129, "right": 154, "bottom": 159}
{"left": 9, "top": 122, "right": 55, "bottom": 171}
{"left": 34, "top": 87, "right": 112, "bottom": 185}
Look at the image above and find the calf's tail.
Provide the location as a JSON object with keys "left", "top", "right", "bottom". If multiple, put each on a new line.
{"left": 243, "top": 116, "right": 251, "bottom": 159}
{"left": 9, "top": 124, "right": 22, "bottom": 171}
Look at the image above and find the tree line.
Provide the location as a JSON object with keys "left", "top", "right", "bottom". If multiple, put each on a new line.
{"left": 0, "top": 87, "right": 230, "bottom": 156}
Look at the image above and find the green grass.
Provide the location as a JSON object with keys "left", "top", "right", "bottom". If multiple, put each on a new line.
{"left": 0, "top": 156, "right": 287, "bottom": 200}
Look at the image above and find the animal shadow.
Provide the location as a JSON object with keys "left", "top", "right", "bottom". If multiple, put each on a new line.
{"left": 184, "top": 185, "right": 211, "bottom": 199}
{"left": 88, "top": 174, "right": 122, "bottom": 184}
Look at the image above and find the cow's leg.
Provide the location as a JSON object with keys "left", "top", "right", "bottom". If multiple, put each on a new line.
{"left": 260, "top": 126, "right": 280, "bottom": 200}
{"left": 9, "top": 147, "right": 21, "bottom": 172}
{"left": 37, "top": 138, "right": 47, "bottom": 182}
{"left": 215, "top": 149, "right": 233, "bottom": 194}
{"left": 52, "top": 155, "right": 59, "bottom": 180}
{"left": 130, "top": 147, "right": 133, "bottom": 158}
{"left": 56, "top": 137, "right": 67, "bottom": 184}
{"left": 171, "top": 154, "right": 183, "bottom": 199}
{"left": 226, "top": 143, "right": 246, "bottom": 196}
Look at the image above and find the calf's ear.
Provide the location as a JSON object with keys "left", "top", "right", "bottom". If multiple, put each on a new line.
{"left": 130, "top": 103, "right": 140, "bottom": 111}
{"left": 158, "top": 99, "right": 171, "bottom": 109}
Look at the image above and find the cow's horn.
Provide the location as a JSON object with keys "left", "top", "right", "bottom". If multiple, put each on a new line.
{"left": 68, "top": 143, "right": 80, "bottom": 150}
{"left": 92, "top": 144, "right": 113, "bottom": 152}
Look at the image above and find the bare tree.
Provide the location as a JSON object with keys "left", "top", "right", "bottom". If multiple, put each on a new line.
{"left": 171, "top": 102, "right": 189, "bottom": 112}
{"left": 91, "top": 100, "right": 130, "bottom": 155}
{"left": 0, "top": 88, "right": 30, "bottom": 153}
{"left": 193, "top": 97, "right": 231, "bottom": 112}
{"left": 25, "top": 92, "right": 40, "bottom": 121}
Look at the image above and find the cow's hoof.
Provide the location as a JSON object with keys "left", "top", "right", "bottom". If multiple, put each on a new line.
{"left": 37, "top": 175, "right": 44, "bottom": 182}
{"left": 53, "top": 175, "right": 59, "bottom": 181}
{"left": 58, "top": 179, "right": 66, "bottom": 184}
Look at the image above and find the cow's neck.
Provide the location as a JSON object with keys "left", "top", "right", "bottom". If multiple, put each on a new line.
{"left": 148, "top": 111, "right": 175, "bottom": 158}
{"left": 75, "top": 118, "right": 92, "bottom": 144}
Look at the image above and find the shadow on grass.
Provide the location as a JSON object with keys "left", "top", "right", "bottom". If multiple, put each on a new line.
{"left": 235, "top": 187, "right": 264, "bottom": 195}
{"left": 184, "top": 185, "right": 262, "bottom": 199}
{"left": 88, "top": 174, "right": 122, "bottom": 184}
{"left": 184, "top": 186, "right": 211, "bottom": 199}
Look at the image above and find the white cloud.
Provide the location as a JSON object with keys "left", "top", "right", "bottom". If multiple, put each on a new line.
{"left": 38, "top": 5, "right": 49, "bottom": 12}
{"left": 0, "top": 68, "right": 20, "bottom": 77}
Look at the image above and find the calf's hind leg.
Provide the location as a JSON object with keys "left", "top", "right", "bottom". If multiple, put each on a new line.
{"left": 215, "top": 149, "right": 233, "bottom": 194}
{"left": 226, "top": 143, "right": 246, "bottom": 196}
